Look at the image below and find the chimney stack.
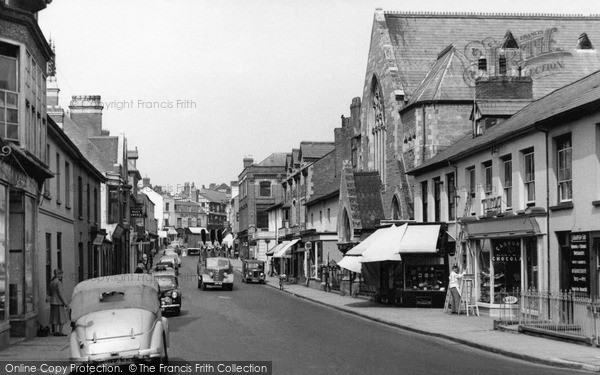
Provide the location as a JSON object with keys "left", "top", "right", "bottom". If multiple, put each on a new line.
{"left": 243, "top": 157, "right": 254, "bottom": 169}
{"left": 69, "top": 95, "right": 104, "bottom": 137}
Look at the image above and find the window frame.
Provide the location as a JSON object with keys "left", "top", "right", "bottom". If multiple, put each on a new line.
{"left": 501, "top": 156, "right": 513, "bottom": 210}
{"left": 446, "top": 172, "right": 456, "bottom": 221}
{"left": 523, "top": 149, "right": 535, "bottom": 204}
{"left": 421, "top": 180, "right": 429, "bottom": 222}
{"left": 556, "top": 134, "right": 572, "bottom": 203}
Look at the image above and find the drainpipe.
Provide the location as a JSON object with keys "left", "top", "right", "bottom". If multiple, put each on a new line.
{"left": 536, "top": 123, "right": 551, "bottom": 315}
{"left": 422, "top": 106, "right": 427, "bottom": 164}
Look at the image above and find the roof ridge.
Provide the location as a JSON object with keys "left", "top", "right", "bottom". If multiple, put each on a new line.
{"left": 383, "top": 11, "right": 599, "bottom": 18}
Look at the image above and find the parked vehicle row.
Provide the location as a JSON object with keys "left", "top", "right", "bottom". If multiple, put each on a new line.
{"left": 68, "top": 251, "right": 271, "bottom": 367}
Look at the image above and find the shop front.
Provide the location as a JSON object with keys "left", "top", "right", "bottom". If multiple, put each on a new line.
{"left": 340, "top": 223, "right": 449, "bottom": 307}
{"left": 461, "top": 212, "right": 546, "bottom": 317}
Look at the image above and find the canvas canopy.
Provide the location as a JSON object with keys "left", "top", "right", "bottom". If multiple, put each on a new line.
{"left": 338, "top": 255, "right": 363, "bottom": 273}
{"left": 360, "top": 224, "right": 407, "bottom": 263}
{"left": 272, "top": 239, "right": 299, "bottom": 258}
{"left": 70, "top": 274, "right": 160, "bottom": 322}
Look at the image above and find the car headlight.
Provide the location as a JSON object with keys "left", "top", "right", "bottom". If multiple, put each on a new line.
{"left": 209, "top": 271, "right": 214, "bottom": 277}
{"left": 260, "top": 273, "right": 264, "bottom": 277}
{"left": 224, "top": 272, "right": 228, "bottom": 278}
{"left": 172, "top": 291, "right": 178, "bottom": 298}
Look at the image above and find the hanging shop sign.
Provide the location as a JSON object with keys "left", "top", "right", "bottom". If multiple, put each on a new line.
{"left": 570, "top": 232, "right": 590, "bottom": 294}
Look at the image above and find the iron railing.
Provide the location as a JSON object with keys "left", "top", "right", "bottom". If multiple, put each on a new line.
{"left": 519, "top": 289, "right": 600, "bottom": 346}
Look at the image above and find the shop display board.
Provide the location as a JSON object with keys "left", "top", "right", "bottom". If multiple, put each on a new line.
{"left": 570, "top": 232, "right": 590, "bottom": 294}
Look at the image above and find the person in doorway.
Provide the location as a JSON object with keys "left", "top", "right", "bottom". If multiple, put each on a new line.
{"left": 449, "top": 265, "right": 465, "bottom": 314}
{"left": 49, "top": 269, "right": 68, "bottom": 336}
{"left": 135, "top": 261, "right": 146, "bottom": 273}
{"left": 141, "top": 253, "right": 150, "bottom": 273}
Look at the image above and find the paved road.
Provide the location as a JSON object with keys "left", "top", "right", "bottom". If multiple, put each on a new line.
{"left": 167, "top": 255, "right": 584, "bottom": 375}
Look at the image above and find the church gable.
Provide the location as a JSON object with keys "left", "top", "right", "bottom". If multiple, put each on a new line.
{"left": 382, "top": 11, "right": 600, "bottom": 100}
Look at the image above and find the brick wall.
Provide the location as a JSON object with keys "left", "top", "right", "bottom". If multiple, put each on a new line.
{"left": 476, "top": 76, "right": 533, "bottom": 100}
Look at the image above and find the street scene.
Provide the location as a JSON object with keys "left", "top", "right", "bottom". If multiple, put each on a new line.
{"left": 1, "top": 0, "right": 600, "bottom": 374}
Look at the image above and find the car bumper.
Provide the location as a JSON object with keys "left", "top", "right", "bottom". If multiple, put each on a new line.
{"left": 245, "top": 277, "right": 265, "bottom": 283}
{"left": 71, "top": 348, "right": 162, "bottom": 364}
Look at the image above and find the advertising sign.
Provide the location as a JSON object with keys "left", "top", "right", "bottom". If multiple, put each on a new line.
{"left": 570, "top": 232, "right": 590, "bottom": 294}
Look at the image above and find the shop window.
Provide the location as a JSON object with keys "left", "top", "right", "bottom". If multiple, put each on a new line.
{"left": 446, "top": 173, "right": 456, "bottom": 221}
{"left": 524, "top": 238, "right": 538, "bottom": 291}
{"left": 478, "top": 239, "right": 522, "bottom": 304}
{"left": 403, "top": 257, "right": 446, "bottom": 292}
{"left": 556, "top": 134, "right": 572, "bottom": 202}
{"left": 8, "top": 191, "right": 35, "bottom": 315}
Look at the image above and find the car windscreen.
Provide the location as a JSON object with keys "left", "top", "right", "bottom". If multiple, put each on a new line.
{"left": 207, "top": 258, "right": 229, "bottom": 268}
{"left": 154, "top": 276, "right": 177, "bottom": 289}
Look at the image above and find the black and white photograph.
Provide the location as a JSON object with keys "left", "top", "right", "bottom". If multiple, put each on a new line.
{"left": 1, "top": 0, "right": 600, "bottom": 374}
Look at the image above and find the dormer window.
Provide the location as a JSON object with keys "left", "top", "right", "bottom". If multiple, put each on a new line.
{"left": 577, "top": 33, "right": 594, "bottom": 50}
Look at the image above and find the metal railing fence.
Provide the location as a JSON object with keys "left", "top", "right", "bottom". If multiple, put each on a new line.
{"left": 519, "top": 289, "right": 600, "bottom": 346}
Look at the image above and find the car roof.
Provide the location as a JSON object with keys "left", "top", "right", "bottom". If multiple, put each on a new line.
{"left": 70, "top": 274, "right": 160, "bottom": 321}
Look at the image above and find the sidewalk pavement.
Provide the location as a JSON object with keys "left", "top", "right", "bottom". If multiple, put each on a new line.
{"left": 232, "top": 259, "right": 600, "bottom": 373}
{"left": 3, "top": 258, "right": 600, "bottom": 372}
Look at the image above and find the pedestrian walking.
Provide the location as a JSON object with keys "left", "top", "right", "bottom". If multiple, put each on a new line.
{"left": 449, "top": 265, "right": 465, "bottom": 314}
{"left": 49, "top": 269, "right": 68, "bottom": 336}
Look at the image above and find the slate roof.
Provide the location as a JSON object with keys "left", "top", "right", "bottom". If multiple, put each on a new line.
{"left": 299, "top": 142, "right": 335, "bottom": 161}
{"left": 406, "top": 45, "right": 473, "bottom": 106}
{"left": 474, "top": 100, "right": 533, "bottom": 117}
{"left": 293, "top": 149, "right": 300, "bottom": 167}
{"left": 258, "top": 152, "right": 288, "bottom": 167}
{"left": 354, "top": 171, "right": 385, "bottom": 229}
{"left": 409, "top": 69, "right": 600, "bottom": 174}
{"left": 305, "top": 150, "right": 339, "bottom": 206}
{"left": 198, "top": 188, "right": 229, "bottom": 203}
{"left": 382, "top": 11, "right": 600, "bottom": 100}
{"left": 89, "top": 136, "right": 120, "bottom": 166}
{"left": 62, "top": 116, "right": 113, "bottom": 173}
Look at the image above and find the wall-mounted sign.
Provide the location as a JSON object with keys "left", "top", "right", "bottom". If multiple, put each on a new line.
{"left": 482, "top": 196, "right": 501, "bottom": 214}
{"left": 492, "top": 239, "right": 520, "bottom": 262}
{"left": 130, "top": 206, "right": 144, "bottom": 217}
{"left": 570, "top": 232, "right": 590, "bottom": 295}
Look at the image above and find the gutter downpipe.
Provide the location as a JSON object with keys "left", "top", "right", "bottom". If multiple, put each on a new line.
{"left": 535, "top": 122, "right": 551, "bottom": 318}
{"left": 447, "top": 161, "right": 461, "bottom": 266}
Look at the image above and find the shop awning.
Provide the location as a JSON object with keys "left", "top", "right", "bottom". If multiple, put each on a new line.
{"left": 266, "top": 241, "right": 288, "bottom": 256}
{"left": 361, "top": 224, "right": 407, "bottom": 263}
{"left": 92, "top": 234, "right": 105, "bottom": 246}
{"left": 272, "top": 239, "right": 299, "bottom": 258}
{"left": 398, "top": 225, "right": 441, "bottom": 253}
{"left": 338, "top": 256, "right": 362, "bottom": 273}
{"left": 346, "top": 225, "right": 394, "bottom": 256}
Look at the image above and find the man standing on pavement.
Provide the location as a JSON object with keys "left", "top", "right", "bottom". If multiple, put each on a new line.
{"left": 49, "top": 269, "right": 68, "bottom": 336}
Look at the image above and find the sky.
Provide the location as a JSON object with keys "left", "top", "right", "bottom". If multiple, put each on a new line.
{"left": 38, "top": 0, "right": 598, "bottom": 189}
